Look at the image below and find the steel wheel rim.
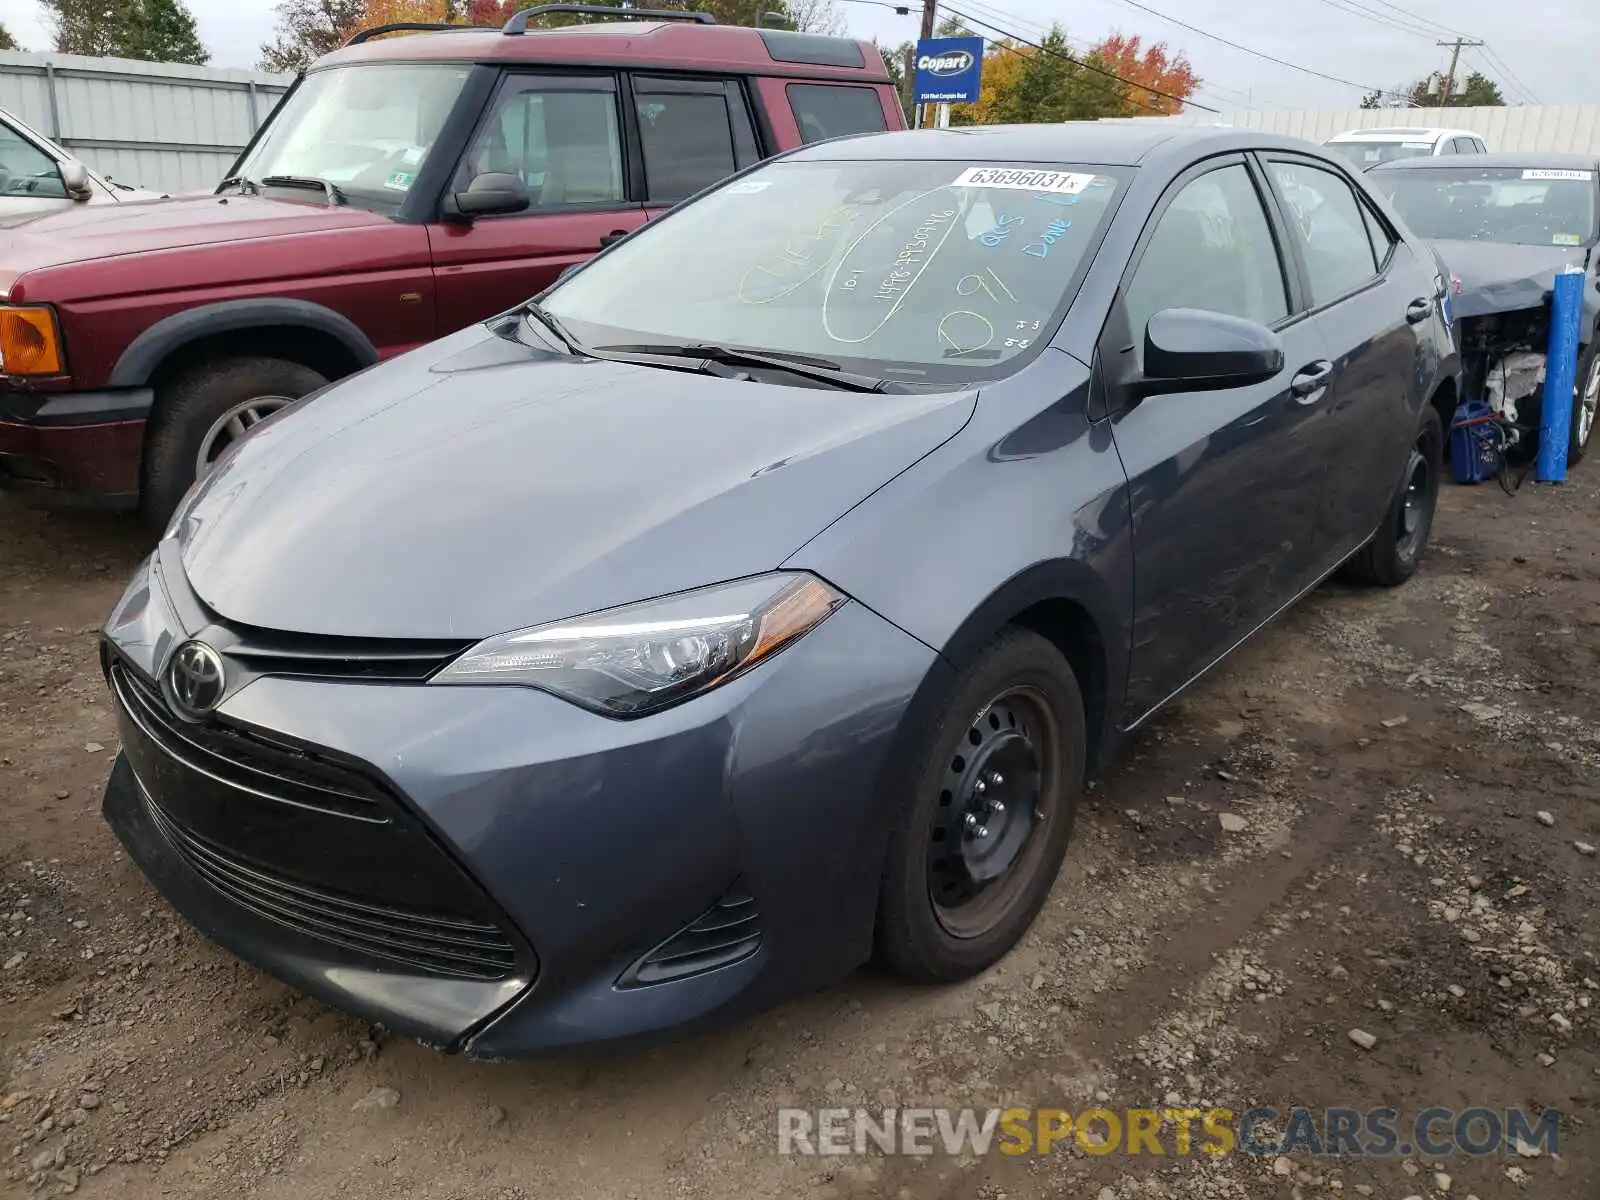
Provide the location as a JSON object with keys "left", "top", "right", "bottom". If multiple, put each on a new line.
{"left": 927, "top": 685, "right": 1060, "bottom": 940}
{"left": 196, "top": 396, "right": 294, "bottom": 474}
{"left": 1578, "top": 357, "right": 1600, "bottom": 449}
{"left": 1396, "top": 445, "right": 1431, "bottom": 561}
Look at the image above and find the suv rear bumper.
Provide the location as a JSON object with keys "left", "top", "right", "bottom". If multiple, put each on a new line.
{"left": 0, "top": 387, "right": 152, "bottom": 504}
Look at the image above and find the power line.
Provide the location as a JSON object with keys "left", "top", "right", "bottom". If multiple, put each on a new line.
{"left": 1104, "top": 0, "right": 1401, "bottom": 97}
{"left": 939, "top": 4, "right": 1221, "bottom": 113}
{"left": 1314, "top": 0, "right": 1442, "bottom": 40}
{"left": 1305, "top": 0, "right": 1536, "bottom": 105}
{"left": 954, "top": 0, "right": 1297, "bottom": 111}
{"left": 1476, "top": 45, "right": 1540, "bottom": 105}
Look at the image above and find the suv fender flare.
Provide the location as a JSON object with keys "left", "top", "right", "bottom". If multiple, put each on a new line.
{"left": 108, "top": 298, "right": 380, "bottom": 389}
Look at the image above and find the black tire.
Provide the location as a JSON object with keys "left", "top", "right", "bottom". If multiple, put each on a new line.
{"left": 1568, "top": 340, "right": 1598, "bottom": 467}
{"left": 141, "top": 357, "right": 327, "bottom": 532}
{"left": 1344, "top": 406, "right": 1443, "bottom": 587}
{"left": 875, "top": 627, "right": 1086, "bottom": 982}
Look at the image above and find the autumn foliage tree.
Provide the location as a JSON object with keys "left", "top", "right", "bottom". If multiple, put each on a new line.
{"left": 1092, "top": 32, "right": 1198, "bottom": 116}
{"left": 958, "top": 26, "right": 1199, "bottom": 126}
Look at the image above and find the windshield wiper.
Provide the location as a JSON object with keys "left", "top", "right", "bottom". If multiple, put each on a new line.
{"left": 519, "top": 300, "right": 589, "bottom": 356}
{"left": 595, "top": 342, "right": 895, "bottom": 393}
{"left": 217, "top": 174, "right": 258, "bottom": 196}
{"left": 260, "top": 175, "right": 346, "bottom": 206}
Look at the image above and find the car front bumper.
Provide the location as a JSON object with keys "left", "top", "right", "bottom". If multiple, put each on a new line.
{"left": 0, "top": 387, "right": 151, "bottom": 502}
{"left": 100, "top": 555, "right": 941, "bottom": 1056}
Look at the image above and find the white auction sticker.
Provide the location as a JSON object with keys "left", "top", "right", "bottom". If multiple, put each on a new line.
{"left": 723, "top": 179, "right": 772, "bottom": 194}
{"left": 1522, "top": 168, "right": 1594, "bottom": 181}
{"left": 951, "top": 167, "right": 1098, "bottom": 194}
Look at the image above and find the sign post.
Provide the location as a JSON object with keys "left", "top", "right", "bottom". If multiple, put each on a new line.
{"left": 913, "top": 36, "right": 984, "bottom": 119}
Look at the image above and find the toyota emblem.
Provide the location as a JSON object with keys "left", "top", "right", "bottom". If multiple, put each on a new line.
{"left": 164, "top": 640, "right": 226, "bottom": 719}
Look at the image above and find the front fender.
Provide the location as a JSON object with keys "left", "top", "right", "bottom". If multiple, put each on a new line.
{"left": 108, "top": 297, "right": 379, "bottom": 388}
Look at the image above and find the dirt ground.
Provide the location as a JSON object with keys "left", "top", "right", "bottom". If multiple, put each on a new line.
{"left": 1, "top": 476, "right": 1596, "bottom": 1200}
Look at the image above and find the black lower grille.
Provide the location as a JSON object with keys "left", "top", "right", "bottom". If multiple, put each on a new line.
{"left": 620, "top": 885, "right": 761, "bottom": 987}
{"left": 112, "top": 662, "right": 385, "bottom": 821}
{"left": 108, "top": 653, "right": 533, "bottom": 985}
{"left": 144, "top": 796, "right": 518, "bottom": 981}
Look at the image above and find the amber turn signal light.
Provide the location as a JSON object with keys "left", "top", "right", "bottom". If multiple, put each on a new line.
{"left": 0, "top": 306, "right": 65, "bottom": 376}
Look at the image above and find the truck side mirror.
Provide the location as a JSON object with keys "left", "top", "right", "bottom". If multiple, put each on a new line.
{"left": 58, "top": 160, "right": 93, "bottom": 202}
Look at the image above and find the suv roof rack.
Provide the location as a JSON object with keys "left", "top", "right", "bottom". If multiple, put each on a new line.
{"left": 501, "top": 5, "right": 716, "bottom": 35}
{"left": 344, "top": 22, "right": 479, "bottom": 46}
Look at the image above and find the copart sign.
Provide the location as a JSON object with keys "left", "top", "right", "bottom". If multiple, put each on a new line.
{"left": 913, "top": 36, "right": 985, "bottom": 104}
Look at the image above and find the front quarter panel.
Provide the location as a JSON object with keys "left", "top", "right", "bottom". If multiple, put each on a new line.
{"left": 785, "top": 348, "right": 1133, "bottom": 725}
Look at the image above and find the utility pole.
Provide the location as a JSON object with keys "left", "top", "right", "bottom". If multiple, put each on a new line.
{"left": 913, "top": 0, "right": 936, "bottom": 129}
{"left": 1435, "top": 37, "right": 1483, "bottom": 106}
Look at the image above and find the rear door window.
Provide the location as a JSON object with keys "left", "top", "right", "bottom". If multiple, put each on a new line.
{"left": 786, "top": 84, "right": 887, "bottom": 145}
{"left": 632, "top": 77, "right": 756, "bottom": 204}
{"left": 1267, "top": 160, "right": 1382, "bottom": 304}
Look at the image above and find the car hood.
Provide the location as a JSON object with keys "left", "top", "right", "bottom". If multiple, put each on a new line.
{"left": 171, "top": 326, "right": 977, "bottom": 640}
{"left": 1431, "top": 238, "right": 1593, "bottom": 319}
{"left": 0, "top": 193, "right": 393, "bottom": 292}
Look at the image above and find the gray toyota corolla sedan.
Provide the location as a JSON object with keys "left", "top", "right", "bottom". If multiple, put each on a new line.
{"left": 100, "top": 124, "right": 1457, "bottom": 1057}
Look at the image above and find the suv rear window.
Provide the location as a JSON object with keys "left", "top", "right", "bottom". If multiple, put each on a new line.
{"left": 634, "top": 79, "right": 757, "bottom": 204}
{"left": 786, "top": 84, "right": 888, "bottom": 145}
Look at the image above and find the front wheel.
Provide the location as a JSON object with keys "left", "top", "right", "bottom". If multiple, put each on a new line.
{"left": 141, "top": 357, "right": 327, "bottom": 532}
{"left": 876, "top": 628, "right": 1086, "bottom": 982}
{"left": 1568, "top": 341, "right": 1598, "bottom": 467}
{"left": 1343, "top": 406, "right": 1442, "bottom": 587}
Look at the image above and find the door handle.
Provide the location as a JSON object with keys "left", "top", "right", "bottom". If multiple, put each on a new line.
{"left": 1405, "top": 297, "right": 1432, "bottom": 324}
{"left": 599, "top": 230, "right": 629, "bottom": 248}
{"left": 1290, "top": 360, "right": 1333, "bottom": 399}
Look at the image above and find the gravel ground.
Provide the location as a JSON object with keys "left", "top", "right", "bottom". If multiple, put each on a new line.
{"left": 1, "top": 478, "right": 1596, "bottom": 1200}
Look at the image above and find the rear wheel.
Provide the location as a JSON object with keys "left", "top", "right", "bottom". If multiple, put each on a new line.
{"left": 1344, "top": 406, "right": 1442, "bottom": 587}
{"left": 1568, "top": 341, "right": 1598, "bottom": 467}
{"left": 142, "top": 357, "right": 326, "bottom": 532}
{"left": 876, "top": 628, "right": 1086, "bottom": 982}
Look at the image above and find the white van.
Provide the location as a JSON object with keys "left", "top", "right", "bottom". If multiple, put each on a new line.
{"left": 1324, "top": 127, "right": 1489, "bottom": 170}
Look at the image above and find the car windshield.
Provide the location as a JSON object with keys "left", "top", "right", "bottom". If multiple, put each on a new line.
{"left": 228, "top": 63, "right": 473, "bottom": 211}
{"left": 542, "top": 159, "right": 1126, "bottom": 387}
{"left": 1327, "top": 140, "right": 1435, "bottom": 169}
{"left": 1373, "top": 166, "right": 1599, "bottom": 247}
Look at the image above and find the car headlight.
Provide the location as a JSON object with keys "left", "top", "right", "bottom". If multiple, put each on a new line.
{"left": 429, "top": 573, "right": 846, "bottom": 717}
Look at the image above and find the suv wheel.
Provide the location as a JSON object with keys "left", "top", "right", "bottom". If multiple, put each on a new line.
{"left": 1343, "top": 406, "right": 1442, "bottom": 587}
{"left": 876, "top": 628, "right": 1085, "bottom": 982}
{"left": 143, "top": 357, "right": 328, "bottom": 531}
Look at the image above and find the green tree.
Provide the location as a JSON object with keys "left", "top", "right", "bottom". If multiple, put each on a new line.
{"left": 0, "top": 22, "right": 19, "bottom": 49}
{"left": 1400, "top": 69, "right": 1505, "bottom": 107}
{"left": 122, "top": 0, "right": 208, "bottom": 63}
{"left": 1451, "top": 70, "right": 1504, "bottom": 106}
{"left": 44, "top": 0, "right": 209, "bottom": 61}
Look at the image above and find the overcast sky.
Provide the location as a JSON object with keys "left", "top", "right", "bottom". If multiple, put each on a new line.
{"left": 0, "top": 0, "right": 1592, "bottom": 111}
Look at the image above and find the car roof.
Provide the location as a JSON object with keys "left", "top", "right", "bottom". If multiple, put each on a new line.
{"left": 785, "top": 123, "right": 1339, "bottom": 168}
{"left": 1326, "top": 127, "right": 1475, "bottom": 141}
{"left": 318, "top": 20, "right": 890, "bottom": 81}
{"left": 1371, "top": 150, "right": 1600, "bottom": 172}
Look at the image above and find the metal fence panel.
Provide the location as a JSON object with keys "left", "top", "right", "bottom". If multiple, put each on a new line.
{"left": 0, "top": 49, "right": 293, "bottom": 194}
{"left": 1104, "top": 105, "right": 1600, "bottom": 156}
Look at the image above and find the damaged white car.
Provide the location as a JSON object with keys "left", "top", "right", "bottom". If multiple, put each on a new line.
{"left": 1371, "top": 153, "right": 1599, "bottom": 465}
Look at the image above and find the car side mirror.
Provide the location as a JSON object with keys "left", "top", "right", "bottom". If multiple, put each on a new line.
{"left": 58, "top": 159, "right": 93, "bottom": 202}
{"left": 442, "top": 172, "right": 529, "bottom": 223}
{"left": 1135, "top": 308, "right": 1285, "bottom": 397}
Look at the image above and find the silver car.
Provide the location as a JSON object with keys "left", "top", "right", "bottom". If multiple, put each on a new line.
{"left": 0, "top": 106, "right": 165, "bottom": 216}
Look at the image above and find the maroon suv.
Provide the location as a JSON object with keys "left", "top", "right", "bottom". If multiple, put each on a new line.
{"left": 0, "top": 6, "right": 904, "bottom": 526}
